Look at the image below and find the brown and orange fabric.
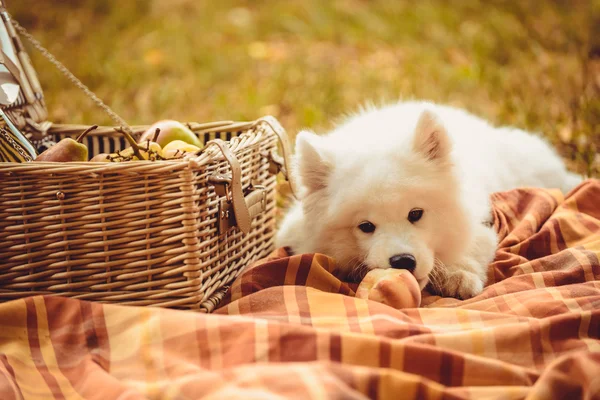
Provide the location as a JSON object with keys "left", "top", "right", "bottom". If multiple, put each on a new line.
{"left": 0, "top": 180, "right": 599, "bottom": 399}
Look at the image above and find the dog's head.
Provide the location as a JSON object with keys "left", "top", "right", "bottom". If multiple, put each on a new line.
{"left": 294, "top": 109, "right": 472, "bottom": 288}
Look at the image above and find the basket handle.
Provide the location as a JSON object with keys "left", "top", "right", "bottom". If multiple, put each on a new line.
{"left": 206, "top": 139, "right": 265, "bottom": 235}
{"left": 254, "top": 116, "right": 299, "bottom": 199}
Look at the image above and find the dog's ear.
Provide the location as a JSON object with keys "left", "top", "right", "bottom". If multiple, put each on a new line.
{"left": 412, "top": 110, "right": 451, "bottom": 162}
{"left": 295, "top": 130, "right": 331, "bottom": 193}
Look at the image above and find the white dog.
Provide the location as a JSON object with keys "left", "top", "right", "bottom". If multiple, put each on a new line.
{"left": 275, "top": 101, "right": 581, "bottom": 299}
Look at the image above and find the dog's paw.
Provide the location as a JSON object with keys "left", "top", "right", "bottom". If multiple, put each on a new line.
{"left": 437, "top": 269, "right": 484, "bottom": 300}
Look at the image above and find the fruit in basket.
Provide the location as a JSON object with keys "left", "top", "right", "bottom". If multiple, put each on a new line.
{"left": 99, "top": 141, "right": 164, "bottom": 162}
{"left": 139, "top": 120, "right": 203, "bottom": 148}
{"left": 90, "top": 153, "right": 111, "bottom": 162}
{"left": 162, "top": 140, "right": 201, "bottom": 159}
{"left": 103, "top": 127, "right": 164, "bottom": 162}
{"left": 132, "top": 140, "right": 164, "bottom": 160}
{"left": 34, "top": 125, "right": 97, "bottom": 162}
{"left": 126, "top": 138, "right": 163, "bottom": 159}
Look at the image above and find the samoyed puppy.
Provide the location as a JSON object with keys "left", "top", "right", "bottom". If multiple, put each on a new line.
{"left": 275, "top": 101, "right": 581, "bottom": 299}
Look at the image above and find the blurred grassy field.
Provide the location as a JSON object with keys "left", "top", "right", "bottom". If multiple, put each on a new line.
{"left": 11, "top": 0, "right": 600, "bottom": 176}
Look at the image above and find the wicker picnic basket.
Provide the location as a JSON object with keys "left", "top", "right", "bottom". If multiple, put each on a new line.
{"left": 0, "top": 4, "right": 297, "bottom": 311}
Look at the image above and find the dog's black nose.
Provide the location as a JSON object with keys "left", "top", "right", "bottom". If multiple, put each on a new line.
{"left": 389, "top": 254, "right": 416, "bottom": 271}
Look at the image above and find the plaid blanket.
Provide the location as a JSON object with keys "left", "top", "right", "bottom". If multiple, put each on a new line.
{"left": 0, "top": 181, "right": 599, "bottom": 399}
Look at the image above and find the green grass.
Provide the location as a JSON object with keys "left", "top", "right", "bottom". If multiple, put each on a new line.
{"left": 11, "top": 0, "right": 600, "bottom": 176}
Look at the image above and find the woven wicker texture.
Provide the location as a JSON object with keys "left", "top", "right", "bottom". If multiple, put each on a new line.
{"left": 0, "top": 117, "right": 286, "bottom": 312}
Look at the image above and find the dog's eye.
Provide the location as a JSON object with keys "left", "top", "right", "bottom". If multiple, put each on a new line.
{"left": 408, "top": 208, "right": 424, "bottom": 223}
{"left": 358, "top": 221, "right": 376, "bottom": 233}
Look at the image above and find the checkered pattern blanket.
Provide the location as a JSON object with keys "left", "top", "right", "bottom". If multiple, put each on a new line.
{"left": 1, "top": 180, "right": 599, "bottom": 399}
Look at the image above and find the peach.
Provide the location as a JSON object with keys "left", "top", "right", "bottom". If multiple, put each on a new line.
{"left": 356, "top": 269, "right": 421, "bottom": 309}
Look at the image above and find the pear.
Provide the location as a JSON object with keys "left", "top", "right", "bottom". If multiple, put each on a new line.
{"left": 162, "top": 140, "right": 201, "bottom": 159}
{"left": 90, "top": 153, "right": 111, "bottom": 162}
{"left": 130, "top": 140, "right": 163, "bottom": 160}
{"left": 112, "top": 126, "right": 160, "bottom": 161}
{"left": 139, "top": 140, "right": 163, "bottom": 156}
{"left": 162, "top": 140, "right": 201, "bottom": 153}
{"left": 35, "top": 125, "right": 97, "bottom": 162}
{"left": 98, "top": 128, "right": 164, "bottom": 162}
{"left": 139, "top": 120, "right": 203, "bottom": 148}
{"left": 100, "top": 144, "right": 162, "bottom": 162}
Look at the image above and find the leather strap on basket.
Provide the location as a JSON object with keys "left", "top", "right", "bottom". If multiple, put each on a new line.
{"left": 206, "top": 139, "right": 252, "bottom": 234}
{"left": 255, "top": 116, "right": 299, "bottom": 199}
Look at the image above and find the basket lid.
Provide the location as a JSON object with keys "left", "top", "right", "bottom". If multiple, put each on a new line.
{"left": 0, "top": 1, "right": 47, "bottom": 133}
{"left": 0, "top": 22, "right": 20, "bottom": 106}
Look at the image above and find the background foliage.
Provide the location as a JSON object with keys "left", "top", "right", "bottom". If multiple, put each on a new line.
{"left": 11, "top": 0, "right": 600, "bottom": 176}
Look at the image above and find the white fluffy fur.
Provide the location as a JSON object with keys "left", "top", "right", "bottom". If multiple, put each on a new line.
{"left": 276, "top": 101, "right": 582, "bottom": 299}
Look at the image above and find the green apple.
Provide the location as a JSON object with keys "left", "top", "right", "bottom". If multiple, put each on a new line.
{"left": 139, "top": 120, "right": 203, "bottom": 148}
